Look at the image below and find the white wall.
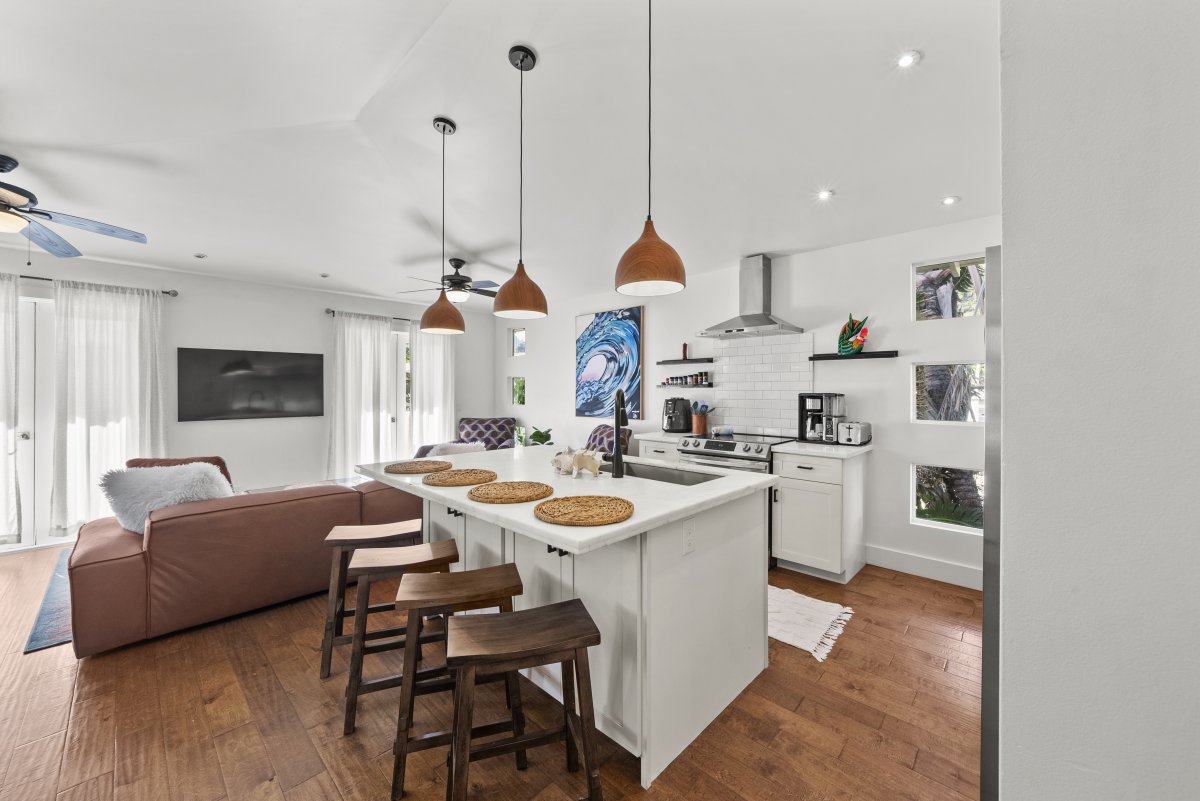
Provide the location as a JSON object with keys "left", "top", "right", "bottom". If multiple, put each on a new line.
{"left": 494, "top": 215, "right": 998, "bottom": 588}
{"left": 3, "top": 252, "right": 496, "bottom": 490}
{"left": 772, "top": 216, "right": 1000, "bottom": 589}
{"left": 1000, "top": 1, "right": 1200, "bottom": 798}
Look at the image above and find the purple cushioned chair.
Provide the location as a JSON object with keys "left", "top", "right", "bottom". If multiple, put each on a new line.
{"left": 585, "top": 424, "right": 632, "bottom": 456}
{"left": 414, "top": 417, "right": 517, "bottom": 458}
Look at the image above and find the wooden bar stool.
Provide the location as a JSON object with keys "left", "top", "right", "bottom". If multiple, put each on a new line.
{"left": 343, "top": 539, "right": 460, "bottom": 734}
{"left": 444, "top": 598, "right": 604, "bottom": 801}
{"left": 320, "top": 520, "right": 423, "bottom": 679}
{"left": 390, "top": 563, "right": 527, "bottom": 800}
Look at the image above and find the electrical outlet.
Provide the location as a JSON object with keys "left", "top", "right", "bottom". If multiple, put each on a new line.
{"left": 683, "top": 517, "right": 695, "bottom": 555}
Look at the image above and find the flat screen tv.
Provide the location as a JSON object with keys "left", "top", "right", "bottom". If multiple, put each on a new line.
{"left": 178, "top": 348, "right": 324, "bottom": 422}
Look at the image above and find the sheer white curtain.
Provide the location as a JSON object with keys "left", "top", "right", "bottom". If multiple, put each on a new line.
{"left": 326, "top": 311, "right": 394, "bottom": 478}
{"left": 52, "top": 280, "right": 164, "bottom": 536}
{"left": 409, "top": 322, "right": 456, "bottom": 453}
{"left": 0, "top": 274, "right": 19, "bottom": 542}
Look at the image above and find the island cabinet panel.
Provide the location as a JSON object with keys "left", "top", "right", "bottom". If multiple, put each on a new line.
{"left": 463, "top": 518, "right": 504, "bottom": 570}
{"left": 426, "top": 501, "right": 465, "bottom": 570}
{"left": 507, "top": 531, "right": 643, "bottom": 756}
{"left": 772, "top": 480, "right": 844, "bottom": 573}
{"left": 572, "top": 536, "right": 642, "bottom": 754}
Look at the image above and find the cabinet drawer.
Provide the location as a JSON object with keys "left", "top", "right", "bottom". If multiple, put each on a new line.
{"left": 772, "top": 454, "right": 842, "bottom": 485}
{"left": 641, "top": 444, "right": 678, "bottom": 460}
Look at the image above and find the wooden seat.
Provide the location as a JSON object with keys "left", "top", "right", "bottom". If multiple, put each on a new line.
{"left": 341, "top": 539, "right": 459, "bottom": 734}
{"left": 444, "top": 598, "right": 605, "bottom": 801}
{"left": 319, "top": 519, "right": 423, "bottom": 680}
{"left": 390, "top": 564, "right": 527, "bottom": 800}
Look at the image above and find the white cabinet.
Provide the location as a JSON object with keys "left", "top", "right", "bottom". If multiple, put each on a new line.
{"left": 638, "top": 437, "right": 681, "bottom": 463}
{"left": 426, "top": 502, "right": 504, "bottom": 571}
{"left": 770, "top": 453, "right": 866, "bottom": 583}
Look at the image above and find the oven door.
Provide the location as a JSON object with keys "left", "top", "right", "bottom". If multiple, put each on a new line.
{"left": 677, "top": 452, "right": 770, "bottom": 473}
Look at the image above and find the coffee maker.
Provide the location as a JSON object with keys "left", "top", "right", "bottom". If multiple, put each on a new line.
{"left": 799, "top": 393, "right": 846, "bottom": 443}
{"left": 662, "top": 398, "right": 692, "bottom": 433}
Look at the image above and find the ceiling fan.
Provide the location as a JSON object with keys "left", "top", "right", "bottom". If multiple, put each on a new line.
{"left": 0, "top": 154, "right": 147, "bottom": 258}
{"left": 398, "top": 258, "right": 499, "bottom": 304}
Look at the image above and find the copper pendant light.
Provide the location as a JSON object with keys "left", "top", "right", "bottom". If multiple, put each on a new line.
{"left": 494, "top": 45, "right": 548, "bottom": 320}
{"left": 615, "top": 0, "right": 686, "bottom": 296}
{"left": 420, "top": 116, "right": 466, "bottom": 335}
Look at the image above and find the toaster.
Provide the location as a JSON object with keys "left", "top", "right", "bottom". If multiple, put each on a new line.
{"left": 837, "top": 421, "right": 872, "bottom": 446}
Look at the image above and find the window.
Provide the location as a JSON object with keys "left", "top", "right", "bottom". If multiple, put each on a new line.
{"left": 511, "top": 327, "right": 526, "bottom": 356}
{"left": 510, "top": 376, "right": 526, "bottom": 406}
{"left": 914, "top": 363, "right": 985, "bottom": 423}
{"left": 913, "top": 465, "right": 985, "bottom": 531}
{"left": 914, "top": 255, "right": 985, "bottom": 320}
{"left": 390, "top": 331, "right": 412, "bottom": 456}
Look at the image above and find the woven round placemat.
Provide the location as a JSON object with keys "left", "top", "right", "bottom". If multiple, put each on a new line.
{"left": 467, "top": 481, "right": 554, "bottom": 504}
{"left": 533, "top": 496, "right": 634, "bottom": 527}
{"left": 422, "top": 469, "right": 498, "bottom": 487}
{"left": 384, "top": 460, "right": 453, "bottom": 475}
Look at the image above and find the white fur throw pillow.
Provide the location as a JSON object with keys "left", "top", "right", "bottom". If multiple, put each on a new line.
{"left": 100, "top": 462, "right": 235, "bottom": 534}
{"left": 429, "top": 441, "right": 487, "bottom": 456}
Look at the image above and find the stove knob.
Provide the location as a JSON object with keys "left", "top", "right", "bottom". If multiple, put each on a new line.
{"left": 755, "top": 445, "right": 764, "bottom": 453}
{"left": 683, "top": 439, "right": 693, "bottom": 448}
{"left": 742, "top": 444, "right": 752, "bottom": 452}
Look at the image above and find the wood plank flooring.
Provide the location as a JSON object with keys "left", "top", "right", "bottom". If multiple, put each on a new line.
{"left": 0, "top": 546, "right": 982, "bottom": 801}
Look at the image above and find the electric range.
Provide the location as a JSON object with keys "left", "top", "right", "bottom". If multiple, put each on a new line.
{"left": 676, "top": 432, "right": 795, "bottom": 473}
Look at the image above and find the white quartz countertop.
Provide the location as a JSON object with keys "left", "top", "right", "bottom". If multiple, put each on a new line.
{"left": 633, "top": 432, "right": 686, "bottom": 442}
{"left": 773, "top": 440, "right": 873, "bottom": 459}
{"left": 357, "top": 447, "right": 776, "bottom": 555}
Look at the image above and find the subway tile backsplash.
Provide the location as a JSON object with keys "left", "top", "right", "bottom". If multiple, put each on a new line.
{"left": 711, "top": 332, "right": 814, "bottom": 437}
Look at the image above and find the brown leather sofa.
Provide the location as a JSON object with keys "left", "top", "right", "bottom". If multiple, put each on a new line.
{"left": 68, "top": 479, "right": 421, "bottom": 658}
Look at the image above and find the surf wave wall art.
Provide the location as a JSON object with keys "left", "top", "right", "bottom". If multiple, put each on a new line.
{"left": 575, "top": 306, "right": 643, "bottom": 419}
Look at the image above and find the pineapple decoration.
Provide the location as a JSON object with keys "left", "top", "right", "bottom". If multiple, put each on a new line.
{"left": 837, "top": 314, "right": 870, "bottom": 355}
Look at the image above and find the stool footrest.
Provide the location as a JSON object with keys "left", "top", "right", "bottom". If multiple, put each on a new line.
{"left": 403, "top": 719, "right": 516, "bottom": 754}
{"left": 341, "top": 601, "right": 397, "bottom": 618}
{"left": 469, "top": 727, "right": 567, "bottom": 763}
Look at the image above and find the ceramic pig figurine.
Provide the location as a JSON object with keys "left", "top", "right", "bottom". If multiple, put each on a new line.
{"left": 572, "top": 449, "right": 601, "bottom": 478}
{"left": 551, "top": 447, "right": 576, "bottom": 475}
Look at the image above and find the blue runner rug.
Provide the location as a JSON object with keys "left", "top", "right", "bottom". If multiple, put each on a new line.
{"left": 24, "top": 548, "right": 73, "bottom": 653}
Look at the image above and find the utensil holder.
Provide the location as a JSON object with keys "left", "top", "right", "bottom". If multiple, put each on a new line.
{"left": 691, "top": 413, "right": 707, "bottom": 435}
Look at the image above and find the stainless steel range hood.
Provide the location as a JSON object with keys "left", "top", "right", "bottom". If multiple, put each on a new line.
{"left": 697, "top": 254, "right": 804, "bottom": 339}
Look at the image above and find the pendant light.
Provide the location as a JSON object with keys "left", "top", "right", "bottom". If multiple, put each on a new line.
{"left": 420, "top": 116, "right": 467, "bottom": 335}
{"left": 615, "top": 0, "right": 686, "bottom": 296}
{"left": 494, "top": 45, "right": 549, "bottom": 320}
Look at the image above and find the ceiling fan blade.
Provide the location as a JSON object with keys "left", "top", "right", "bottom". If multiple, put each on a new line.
{"left": 15, "top": 214, "right": 81, "bottom": 257}
{"left": 410, "top": 276, "right": 445, "bottom": 285}
{"left": 394, "top": 288, "right": 439, "bottom": 295}
{"left": 472, "top": 280, "right": 499, "bottom": 289}
{"left": 26, "top": 209, "right": 147, "bottom": 244}
{"left": 0, "top": 180, "right": 37, "bottom": 209}
{"left": 467, "top": 288, "right": 497, "bottom": 298}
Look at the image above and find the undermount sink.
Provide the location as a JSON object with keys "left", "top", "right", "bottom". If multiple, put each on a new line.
{"left": 599, "top": 462, "right": 720, "bottom": 486}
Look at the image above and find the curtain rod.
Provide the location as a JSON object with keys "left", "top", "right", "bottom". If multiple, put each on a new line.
{"left": 19, "top": 274, "right": 179, "bottom": 297}
{"left": 325, "top": 308, "right": 412, "bottom": 323}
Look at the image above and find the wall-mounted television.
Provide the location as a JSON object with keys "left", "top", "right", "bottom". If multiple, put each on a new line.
{"left": 178, "top": 348, "right": 324, "bottom": 422}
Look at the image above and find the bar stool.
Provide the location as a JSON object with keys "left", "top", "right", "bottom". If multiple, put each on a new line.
{"left": 343, "top": 539, "right": 460, "bottom": 734}
{"left": 444, "top": 598, "right": 604, "bottom": 801}
{"left": 390, "top": 563, "right": 527, "bottom": 800}
{"left": 320, "top": 520, "right": 423, "bottom": 679}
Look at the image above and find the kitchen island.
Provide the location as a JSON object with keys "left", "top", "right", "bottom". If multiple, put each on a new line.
{"left": 358, "top": 446, "right": 776, "bottom": 787}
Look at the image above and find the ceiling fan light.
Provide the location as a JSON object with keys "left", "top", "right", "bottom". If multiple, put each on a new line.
{"left": 420, "top": 290, "right": 466, "bottom": 335}
{"left": 615, "top": 219, "right": 686, "bottom": 296}
{"left": 493, "top": 262, "right": 548, "bottom": 319}
{"left": 0, "top": 210, "right": 27, "bottom": 234}
{"left": 445, "top": 287, "right": 471, "bottom": 304}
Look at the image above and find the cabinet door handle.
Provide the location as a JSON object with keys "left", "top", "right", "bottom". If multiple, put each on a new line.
{"left": 773, "top": 488, "right": 779, "bottom": 502}
{"left": 793, "top": 465, "right": 815, "bottom": 471}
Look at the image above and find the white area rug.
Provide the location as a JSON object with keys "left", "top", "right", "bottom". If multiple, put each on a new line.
{"left": 768, "top": 585, "right": 854, "bottom": 662}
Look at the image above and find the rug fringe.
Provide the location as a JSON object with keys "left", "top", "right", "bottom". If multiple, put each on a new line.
{"left": 810, "top": 607, "right": 854, "bottom": 662}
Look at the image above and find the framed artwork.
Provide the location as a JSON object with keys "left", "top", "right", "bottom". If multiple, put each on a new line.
{"left": 575, "top": 306, "right": 643, "bottom": 419}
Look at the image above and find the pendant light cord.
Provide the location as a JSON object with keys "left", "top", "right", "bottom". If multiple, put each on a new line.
{"left": 519, "top": 65, "right": 525, "bottom": 263}
{"left": 440, "top": 127, "right": 446, "bottom": 282}
{"left": 647, "top": 0, "right": 653, "bottom": 221}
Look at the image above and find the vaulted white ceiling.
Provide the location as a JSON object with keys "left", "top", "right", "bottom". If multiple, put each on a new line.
{"left": 0, "top": 0, "right": 999, "bottom": 300}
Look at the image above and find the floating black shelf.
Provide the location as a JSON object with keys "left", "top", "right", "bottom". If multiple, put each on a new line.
{"left": 656, "top": 357, "right": 714, "bottom": 365}
{"left": 656, "top": 383, "right": 713, "bottom": 388}
{"left": 809, "top": 350, "right": 899, "bottom": 362}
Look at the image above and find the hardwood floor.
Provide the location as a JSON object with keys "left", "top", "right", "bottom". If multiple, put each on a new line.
{"left": 0, "top": 546, "right": 982, "bottom": 801}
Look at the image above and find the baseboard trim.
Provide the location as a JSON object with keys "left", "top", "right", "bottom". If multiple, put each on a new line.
{"left": 865, "top": 544, "right": 982, "bottom": 591}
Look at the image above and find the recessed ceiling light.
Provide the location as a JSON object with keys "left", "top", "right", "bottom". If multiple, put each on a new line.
{"left": 817, "top": 189, "right": 836, "bottom": 201}
{"left": 941, "top": 195, "right": 961, "bottom": 206}
{"left": 897, "top": 50, "right": 922, "bottom": 68}
{"left": 193, "top": 252, "right": 207, "bottom": 259}
{"left": 319, "top": 272, "right": 330, "bottom": 278}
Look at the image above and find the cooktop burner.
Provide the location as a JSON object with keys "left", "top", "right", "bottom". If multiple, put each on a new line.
{"left": 704, "top": 433, "right": 795, "bottom": 445}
